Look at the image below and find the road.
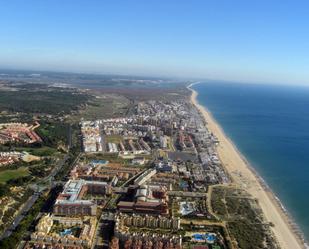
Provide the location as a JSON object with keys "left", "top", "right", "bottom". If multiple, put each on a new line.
{"left": 0, "top": 121, "right": 79, "bottom": 242}
{"left": 0, "top": 192, "right": 40, "bottom": 240}
{"left": 92, "top": 212, "right": 115, "bottom": 249}
{"left": 0, "top": 151, "right": 81, "bottom": 241}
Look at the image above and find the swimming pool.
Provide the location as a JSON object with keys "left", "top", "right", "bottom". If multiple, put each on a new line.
{"left": 192, "top": 233, "right": 217, "bottom": 243}
{"left": 60, "top": 228, "right": 72, "bottom": 237}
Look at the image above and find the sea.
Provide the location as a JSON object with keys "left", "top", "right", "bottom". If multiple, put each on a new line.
{"left": 192, "top": 81, "right": 309, "bottom": 241}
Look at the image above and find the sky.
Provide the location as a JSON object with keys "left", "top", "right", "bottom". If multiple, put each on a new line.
{"left": 0, "top": 0, "right": 309, "bottom": 84}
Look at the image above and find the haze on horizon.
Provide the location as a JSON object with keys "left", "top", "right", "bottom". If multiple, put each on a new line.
{"left": 1, "top": 0, "right": 309, "bottom": 85}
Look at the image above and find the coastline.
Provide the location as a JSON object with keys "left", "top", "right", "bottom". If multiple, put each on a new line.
{"left": 188, "top": 84, "right": 306, "bottom": 249}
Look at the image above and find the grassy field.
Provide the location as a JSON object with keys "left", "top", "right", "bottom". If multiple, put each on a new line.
{"left": 0, "top": 167, "right": 29, "bottom": 183}
{"left": 36, "top": 121, "right": 70, "bottom": 148}
{"left": 70, "top": 93, "right": 131, "bottom": 121}
{"left": 15, "top": 146, "right": 58, "bottom": 157}
{"left": 211, "top": 186, "right": 279, "bottom": 249}
{"left": 81, "top": 153, "right": 129, "bottom": 164}
{"left": 0, "top": 87, "right": 90, "bottom": 115}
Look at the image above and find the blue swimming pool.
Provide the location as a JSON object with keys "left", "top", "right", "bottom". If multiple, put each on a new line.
{"left": 60, "top": 228, "right": 72, "bottom": 237}
{"left": 206, "top": 233, "right": 216, "bottom": 242}
{"left": 192, "top": 233, "right": 216, "bottom": 242}
{"left": 193, "top": 234, "right": 204, "bottom": 241}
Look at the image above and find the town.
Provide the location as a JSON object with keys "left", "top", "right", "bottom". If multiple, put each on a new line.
{"left": 1, "top": 2, "right": 308, "bottom": 249}
{"left": 0, "top": 122, "right": 42, "bottom": 145}
{"left": 0, "top": 76, "right": 283, "bottom": 249}
{"left": 20, "top": 98, "right": 232, "bottom": 249}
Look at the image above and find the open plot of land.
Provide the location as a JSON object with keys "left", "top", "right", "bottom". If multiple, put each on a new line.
{"left": 0, "top": 167, "right": 29, "bottom": 183}
{"left": 36, "top": 121, "right": 70, "bottom": 148}
{"left": 81, "top": 153, "right": 126, "bottom": 163}
{"left": 93, "top": 85, "right": 190, "bottom": 102}
{"left": 0, "top": 86, "right": 90, "bottom": 115}
{"left": 211, "top": 186, "right": 279, "bottom": 249}
{"left": 14, "top": 146, "right": 58, "bottom": 157}
{"left": 70, "top": 93, "right": 131, "bottom": 121}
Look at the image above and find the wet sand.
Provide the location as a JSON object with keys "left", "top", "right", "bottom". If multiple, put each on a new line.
{"left": 189, "top": 86, "right": 305, "bottom": 249}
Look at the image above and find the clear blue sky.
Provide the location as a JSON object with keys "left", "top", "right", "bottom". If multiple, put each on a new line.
{"left": 1, "top": 0, "right": 309, "bottom": 84}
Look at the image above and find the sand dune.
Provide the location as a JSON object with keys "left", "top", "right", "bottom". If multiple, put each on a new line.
{"left": 190, "top": 87, "right": 305, "bottom": 249}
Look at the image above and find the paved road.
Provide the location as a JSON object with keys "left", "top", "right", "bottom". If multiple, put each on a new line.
{"left": 0, "top": 192, "right": 40, "bottom": 240}
{"left": 0, "top": 152, "right": 81, "bottom": 240}
{"left": 92, "top": 212, "right": 115, "bottom": 249}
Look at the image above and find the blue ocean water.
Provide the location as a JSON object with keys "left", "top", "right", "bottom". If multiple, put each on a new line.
{"left": 193, "top": 81, "right": 309, "bottom": 240}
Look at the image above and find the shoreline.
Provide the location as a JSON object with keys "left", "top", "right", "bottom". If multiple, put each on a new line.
{"left": 188, "top": 84, "right": 306, "bottom": 249}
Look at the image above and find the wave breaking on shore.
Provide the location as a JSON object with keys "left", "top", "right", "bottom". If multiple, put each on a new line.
{"left": 187, "top": 83, "right": 307, "bottom": 249}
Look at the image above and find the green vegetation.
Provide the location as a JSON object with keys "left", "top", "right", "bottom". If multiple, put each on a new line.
{"left": 211, "top": 186, "right": 279, "bottom": 249}
{"left": 54, "top": 123, "right": 82, "bottom": 181}
{"left": 82, "top": 153, "right": 121, "bottom": 162}
{"left": 14, "top": 146, "right": 57, "bottom": 156}
{"left": 0, "top": 184, "right": 9, "bottom": 197}
{"left": 0, "top": 167, "right": 29, "bottom": 183}
{"left": 0, "top": 194, "right": 47, "bottom": 249}
{"left": 226, "top": 194, "right": 258, "bottom": 222}
{"left": 228, "top": 220, "right": 266, "bottom": 249}
{"left": 0, "top": 88, "right": 90, "bottom": 115}
{"left": 28, "top": 158, "right": 53, "bottom": 178}
{"left": 0, "top": 85, "right": 82, "bottom": 236}
{"left": 6, "top": 175, "right": 33, "bottom": 186}
{"left": 54, "top": 152, "right": 78, "bottom": 181}
{"left": 80, "top": 152, "right": 147, "bottom": 168}
{"left": 211, "top": 187, "right": 228, "bottom": 217}
{"left": 70, "top": 93, "right": 131, "bottom": 121}
{"left": 36, "top": 121, "right": 70, "bottom": 148}
{"left": 0, "top": 187, "right": 33, "bottom": 234}
{"left": 0, "top": 113, "right": 34, "bottom": 124}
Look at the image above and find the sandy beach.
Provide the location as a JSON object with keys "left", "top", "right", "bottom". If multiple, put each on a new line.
{"left": 189, "top": 86, "right": 305, "bottom": 249}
